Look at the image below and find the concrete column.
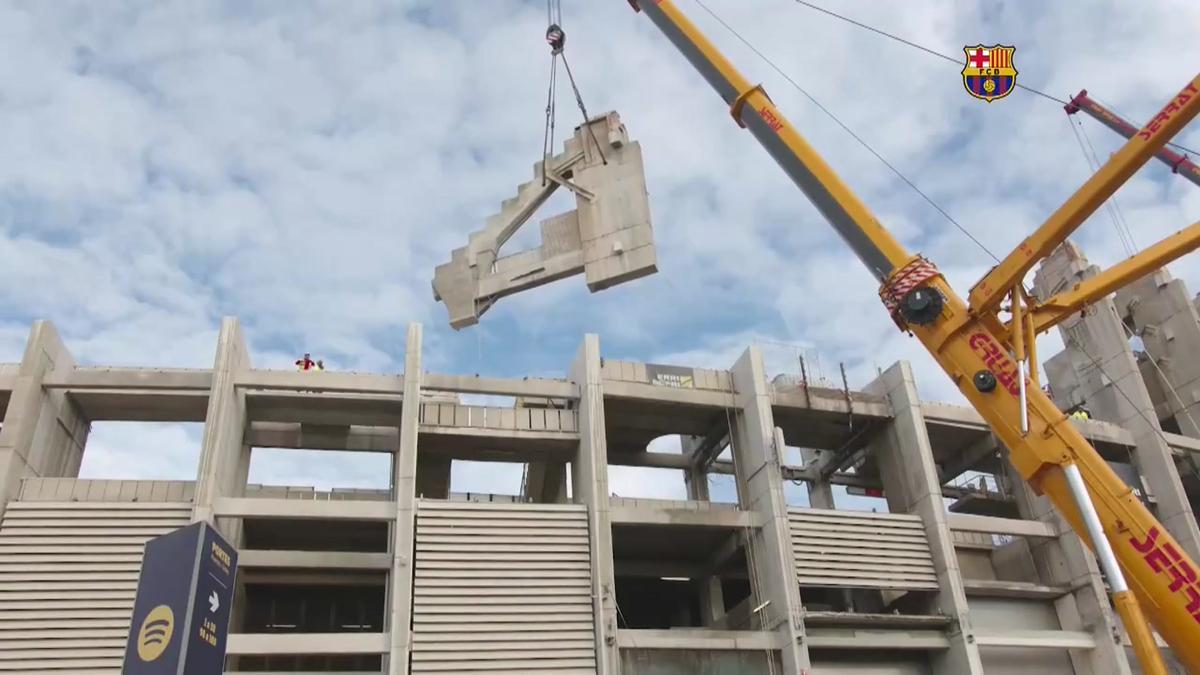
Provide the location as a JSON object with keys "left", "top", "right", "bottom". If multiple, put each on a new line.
{"left": 388, "top": 323, "right": 422, "bottom": 674}
{"left": 799, "top": 448, "right": 834, "bottom": 508}
{"left": 570, "top": 335, "right": 620, "bottom": 673}
{"left": 193, "top": 318, "right": 251, "bottom": 538}
{"left": 415, "top": 455, "right": 451, "bottom": 499}
{"left": 682, "top": 435, "right": 726, "bottom": 625}
{"left": 728, "top": 347, "right": 809, "bottom": 672}
{"left": 1036, "top": 243, "right": 1200, "bottom": 562}
{"left": 867, "top": 362, "right": 984, "bottom": 675}
{"left": 682, "top": 435, "right": 711, "bottom": 501}
{"left": 1002, "top": 449, "right": 1131, "bottom": 675}
{"left": 0, "top": 321, "right": 87, "bottom": 518}
{"left": 698, "top": 576, "right": 726, "bottom": 627}
{"left": 523, "top": 460, "right": 568, "bottom": 503}
{"left": 1116, "top": 269, "right": 1200, "bottom": 438}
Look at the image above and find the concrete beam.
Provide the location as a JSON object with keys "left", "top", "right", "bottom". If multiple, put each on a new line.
{"left": 608, "top": 450, "right": 734, "bottom": 475}
{"left": 804, "top": 629, "right": 951, "bottom": 650}
{"left": 973, "top": 630, "right": 1096, "bottom": 649}
{"left": 609, "top": 502, "right": 757, "bottom": 528}
{"left": 227, "top": 632, "right": 387, "bottom": 655}
{"left": 213, "top": 497, "right": 395, "bottom": 521}
{"left": 248, "top": 422, "right": 398, "bottom": 452}
{"left": 946, "top": 513, "right": 1057, "bottom": 538}
{"left": 64, "top": 390, "right": 209, "bottom": 423}
{"left": 235, "top": 370, "right": 404, "bottom": 395}
{"left": 238, "top": 550, "right": 392, "bottom": 569}
{"left": 616, "top": 629, "right": 778, "bottom": 651}
{"left": 422, "top": 373, "right": 577, "bottom": 399}
{"left": 939, "top": 432, "right": 1000, "bottom": 482}
{"left": 771, "top": 387, "right": 892, "bottom": 419}
{"left": 419, "top": 425, "right": 578, "bottom": 443}
{"left": 42, "top": 367, "right": 212, "bottom": 390}
{"left": 603, "top": 380, "right": 735, "bottom": 408}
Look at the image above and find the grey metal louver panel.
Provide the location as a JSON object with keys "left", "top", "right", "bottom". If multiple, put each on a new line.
{"left": 0, "top": 501, "right": 192, "bottom": 672}
{"left": 412, "top": 500, "right": 597, "bottom": 674}
{"left": 788, "top": 507, "right": 939, "bottom": 591}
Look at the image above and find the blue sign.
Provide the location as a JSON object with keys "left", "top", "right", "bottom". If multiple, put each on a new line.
{"left": 122, "top": 521, "right": 239, "bottom": 675}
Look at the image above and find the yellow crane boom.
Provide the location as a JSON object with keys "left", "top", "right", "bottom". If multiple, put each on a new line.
{"left": 628, "top": 1, "right": 1200, "bottom": 671}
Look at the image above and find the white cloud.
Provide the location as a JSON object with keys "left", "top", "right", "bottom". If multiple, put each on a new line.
{"left": 2, "top": 0, "right": 1198, "bottom": 497}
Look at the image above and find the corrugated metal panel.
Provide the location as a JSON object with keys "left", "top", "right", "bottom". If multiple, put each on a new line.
{"left": 0, "top": 501, "right": 192, "bottom": 672}
{"left": 788, "top": 507, "right": 939, "bottom": 591}
{"left": 412, "top": 500, "right": 597, "bottom": 674}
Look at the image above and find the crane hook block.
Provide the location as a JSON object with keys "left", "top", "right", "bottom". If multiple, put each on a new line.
{"left": 546, "top": 24, "right": 565, "bottom": 54}
{"left": 431, "top": 111, "right": 659, "bottom": 329}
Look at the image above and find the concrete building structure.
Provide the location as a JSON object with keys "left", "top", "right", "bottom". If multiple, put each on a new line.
{"left": 2, "top": 309, "right": 1200, "bottom": 673}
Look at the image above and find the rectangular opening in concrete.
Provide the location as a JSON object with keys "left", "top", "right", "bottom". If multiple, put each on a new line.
{"left": 247, "top": 447, "right": 392, "bottom": 497}
{"left": 233, "top": 580, "right": 385, "bottom": 672}
{"left": 613, "top": 523, "right": 748, "bottom": 629}
{"left": 79, "top": 421, "right": 203, "bottom": 480}
{"left": 242, "top": 518, "right": 390, "bottom": 553}
{"left": 608, "top": 466, "right": 687, "bottom": 500}
{"left": 449, "top": 459, "right": 524, "bottom": 499}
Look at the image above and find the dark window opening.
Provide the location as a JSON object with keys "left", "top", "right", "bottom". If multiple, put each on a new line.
{"left": 242, "top": 518, "right": 389, "bottom": 553}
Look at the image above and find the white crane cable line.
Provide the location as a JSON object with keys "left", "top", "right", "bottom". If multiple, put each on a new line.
{"left": 788, "top": 0, "right": 1200, "bottom": 159}
{"left": 690, "top": 0, "right": 1002, "bottom": 268}
{"left": 1068, "top": 115, "right": 1139, "bottom": 256}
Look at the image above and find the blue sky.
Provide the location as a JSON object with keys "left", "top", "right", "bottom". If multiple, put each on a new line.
{"left": 2, "top": 0, "right": 1199, "bottom": 502}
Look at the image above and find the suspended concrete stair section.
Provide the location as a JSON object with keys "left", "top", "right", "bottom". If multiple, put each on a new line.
{"left": 432, "top": 111, "right": 657, "bottom": 329}
{"left": 0, "top": 484, "right": 192, "bottom": 673}
{"left": 411, "top": 499, "right": 597, "bottom": 674}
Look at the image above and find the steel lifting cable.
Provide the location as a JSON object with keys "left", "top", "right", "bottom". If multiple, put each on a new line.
{"left": 540, "top": 0, "right": 605, "bottom": 185}
{"left": 1067, "top": 116, "right": 1137, "bottom": 256}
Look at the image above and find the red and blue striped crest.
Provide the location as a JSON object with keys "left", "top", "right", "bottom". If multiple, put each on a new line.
{"left": 961, "top": 44, "right": 1018, "bottom": 103}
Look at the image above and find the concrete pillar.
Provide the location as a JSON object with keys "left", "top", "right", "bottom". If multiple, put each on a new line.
{"left": 1002, "top": 449, "right": 1131, "bottom": 675}
{"left": 415, "top": 455, "right": 451, "bottom": 499}
{"left": 868, "top": 362, "right": 984, "bottom": 675}
{"left": 682, "top": 435, "right": 711, "bottom": 501}
{"left": 523, "top": 460, "right": 568, "bottom": 503}
{"left": 681, "top": 435, "right": 727, "bottom": 625}
{"left": 0, "top": 321, "right": 88, "bottom": 518}
{"left": 570, "top": 335, "right": 620, "bottom": 673}
{"left": 799, "top": 448, "right": 834, "bottom": 508}
{"left": 728, "top": 347, "right": 809, "bottom": 672}
{"left": 697, "top": 576, "right": 726, "bottom": 627}
{"left": 1035, "top": 243, "right": 1200, "bottom": 562}
{"left": 387, "top": 323, "right": 422, "bottom": 674}
{"left": 193, "top": 318, "right": 251, "bottom": 539}
{"left": 1116, "top": 269, "right": 1200, "bottom": 438}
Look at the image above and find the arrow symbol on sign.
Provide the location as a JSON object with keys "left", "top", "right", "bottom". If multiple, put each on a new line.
{"left": 208, "top": 591, "right": 219, "bottom": 613}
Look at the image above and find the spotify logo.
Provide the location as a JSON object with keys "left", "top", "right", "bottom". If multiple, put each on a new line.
{"left": 136, "top": 605, "right": 175, "bottom": 662}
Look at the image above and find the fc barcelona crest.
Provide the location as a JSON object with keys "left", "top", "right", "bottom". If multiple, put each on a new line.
{"left": 961, "top": 44, "right": 1018, "bottom": 102}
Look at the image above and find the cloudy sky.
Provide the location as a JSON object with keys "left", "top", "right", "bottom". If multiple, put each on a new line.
{"left": 2, "top": 0, "right": 1198, "bottom": 504}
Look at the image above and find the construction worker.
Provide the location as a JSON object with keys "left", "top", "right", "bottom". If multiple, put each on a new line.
{"left": 316, "top": 360, "right": 325, "bottom": 371}
{"left": 295, "top": 353, "right": 315, "bottom": 371}
{"left": 1068, "top": 405, "right": 1092, "bottom": 421}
